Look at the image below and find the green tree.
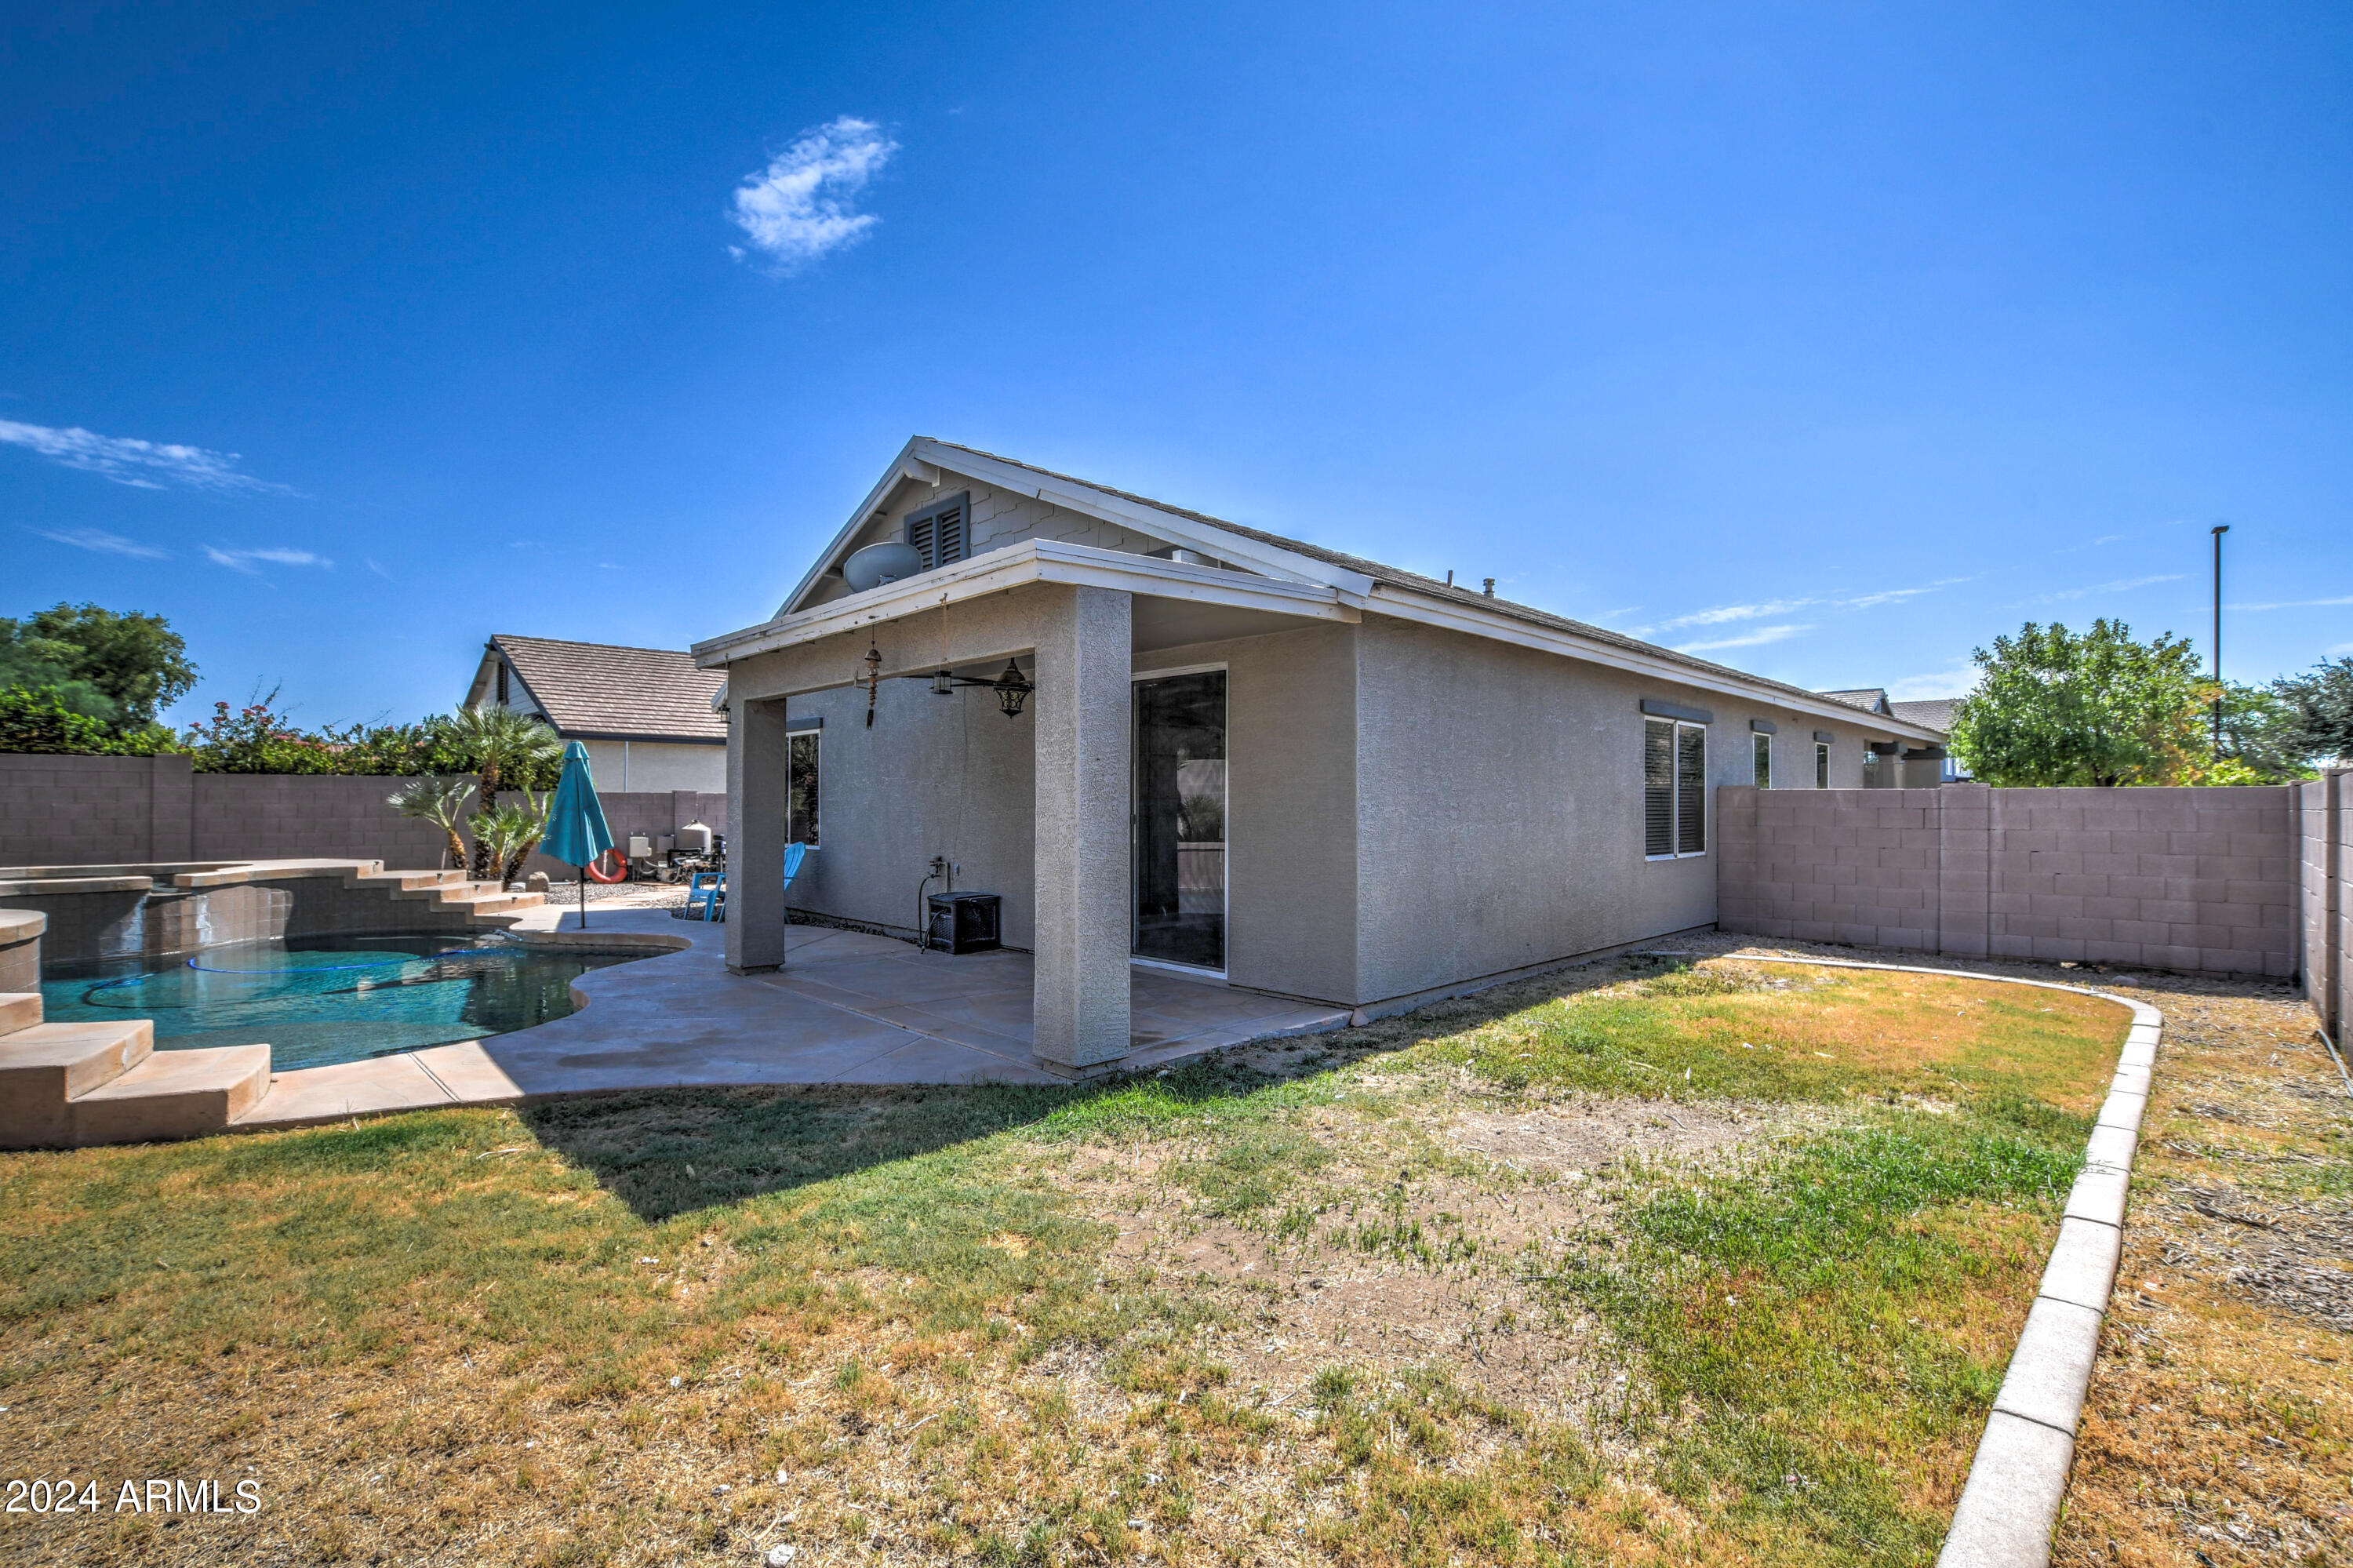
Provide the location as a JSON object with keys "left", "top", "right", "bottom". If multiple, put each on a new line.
{"left": 441, "top": 706, "right": 564, "bottom": 877}
{"left": 387, "top": 774, "right": 478, "bottom": 871}
{"left": 2211, "top": 680, "right": 2317, "bottom": 780}
{"left": 1948, "top": 620, "right": 2208, "bottom": 787}
{"left": 0, "top": 633, "right": 118, "bottom": 724}
{"left": 2, "top": 603, "right": 197, "bottom": 728}
{"left": 2273, "top": 655, "right": 2353, "bottom": 765}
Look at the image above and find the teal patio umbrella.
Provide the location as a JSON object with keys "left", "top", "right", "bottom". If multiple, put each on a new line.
{"left": 540, "top": 741, "right": 613, "bottom": 930}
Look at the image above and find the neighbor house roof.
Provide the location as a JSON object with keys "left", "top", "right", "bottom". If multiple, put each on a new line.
{"left": 473, "top": 635, "right": 729, "bottom": 744}
{"left": 1889, "top": 697, "right": 1958, "bottom": 734}
{"left": 1819, "top": 687, "right": 1895, "bottom": 715}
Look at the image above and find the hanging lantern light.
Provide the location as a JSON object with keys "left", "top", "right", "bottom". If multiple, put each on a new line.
{"left": 930, "top": 668, "right": 956, "bottom": 697}
{"left": 991, "top": 660, "right": 1033, "bottom": 718}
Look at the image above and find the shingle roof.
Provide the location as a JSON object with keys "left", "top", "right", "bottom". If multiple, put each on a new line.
{"left": 1818, "top": 687, "right": 1893, "bottom": 714}
{"left": 927, "top": 441, "right": 1926, "bottom": 728}
{"left": 492, "top": 635, "right": 728, "bottom": 743}
{"left": 1889, "top": 697, "right": 1958, "bottom": 734}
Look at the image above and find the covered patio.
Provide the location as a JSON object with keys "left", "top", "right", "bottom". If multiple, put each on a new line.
{"left": 699, "top": 531, "right": 1365, "bottom": 1076}
{"left": 237, "top": 909, "right": 1350, "bottom": 1127}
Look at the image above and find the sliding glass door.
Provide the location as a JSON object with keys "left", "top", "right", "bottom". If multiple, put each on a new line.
{"left": 1133, "top": 670, "right": 1226, "bottom": 971}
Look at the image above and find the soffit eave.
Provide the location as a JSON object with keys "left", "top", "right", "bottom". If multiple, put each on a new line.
{"left": 700, "top": 540, "right": 1355, "bottom": 669}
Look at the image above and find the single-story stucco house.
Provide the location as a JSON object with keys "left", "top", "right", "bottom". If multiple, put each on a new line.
{"left": 692, "top": 438, "right": 1944, "bottom": 1074}
{"left": 464, "top": 634, "right": 729, "bottom": 793}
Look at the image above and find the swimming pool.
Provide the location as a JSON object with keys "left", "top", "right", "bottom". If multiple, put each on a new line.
{"left": 39, "top": 934, "right": 642, "bottom": 1071}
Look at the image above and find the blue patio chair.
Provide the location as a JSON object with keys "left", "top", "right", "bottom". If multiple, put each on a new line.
{"left": 684, "top": 870, "right": 726, "bottom": 922}
{"left": 780, "top": 842, "right": 814, "bottom": 931}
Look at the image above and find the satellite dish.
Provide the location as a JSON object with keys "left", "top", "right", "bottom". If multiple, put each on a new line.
{"left": 842, "top": 540, "right": 923, "bottom": 594}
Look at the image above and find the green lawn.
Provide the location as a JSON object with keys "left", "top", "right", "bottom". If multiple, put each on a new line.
{"left": 0, "top": 955, "right": 2129, "bottom": 1566}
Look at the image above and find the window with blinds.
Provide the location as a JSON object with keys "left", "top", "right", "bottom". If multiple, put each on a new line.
{"left": 1643, "top": 719, "right": 1675, "bottom": 856}
{"left": 904, "top": 491, "right": 971, "bottom": 572}
{"left": 1644, "top": 717, "right": 1707, "bottom": 858}
{"left": 1676, "top": 724, "right": 1706, "bottom": 854}
{"left": 1752, "top": 731, "right": 1772, "bottom": 789}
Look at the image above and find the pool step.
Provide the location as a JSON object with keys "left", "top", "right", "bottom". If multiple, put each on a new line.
{"left": 360, "top": 871, "right": 546, "bottom": 924}
{"left": 0, "top": 990, "right": 41, "bottom": 1035}
{"left": 69, "top": 1044, "right": 273, "bottom": 1147}
{"left": 0, "top": 1017, "right": 155, "bottom": 1149}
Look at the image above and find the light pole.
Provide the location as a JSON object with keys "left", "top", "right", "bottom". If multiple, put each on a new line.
{"left": 2211, "top": 523, "right": 2230, "bottom": 761}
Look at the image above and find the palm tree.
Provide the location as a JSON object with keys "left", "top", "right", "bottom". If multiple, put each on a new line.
{"left": 473, "top": 795, "right": 553, "bottom": 886}
{"left": 442, "top": 706, "right": 563, "bottom": 878}
{"left": 387, "top": 774, "right": 475, "bottom": 871}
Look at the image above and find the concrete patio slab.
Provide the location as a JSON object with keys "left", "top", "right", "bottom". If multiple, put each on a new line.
{"left": 228, "top": 908, "right": 1350, "bottom": 1130}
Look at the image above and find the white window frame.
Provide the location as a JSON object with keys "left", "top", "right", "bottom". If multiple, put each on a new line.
{"left": 1130, "top": 661, "right": 1230, "bottom": 980}
{"left": 1643, "top": 717, "right": 1708, "bottom": 862}
{"left": 1814, "top": 740, "right": 1831, "bottom": 789}
{"left": 1752, "top": 731, "right": 1772, "bottom": 789}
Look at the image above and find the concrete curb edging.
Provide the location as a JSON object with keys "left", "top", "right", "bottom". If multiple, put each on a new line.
{"left": 1703, "top": 951, "right": 2159, "bottom": 1568}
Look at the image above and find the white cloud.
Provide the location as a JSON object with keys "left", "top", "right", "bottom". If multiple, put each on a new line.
{"left": 1648, "top": 598, "right": 1814, "bottom": 634}
{"left": 1886, "top": 667, "right": 1978, "bottom": 701}
{"left": 24, "top": 525, "right": 168, "bottom": 558}
{"left": 205, "top": 545, "right": 333, "bottom": 573}
{"left": 2030, "top": 573, "right": 2185, "bottom": 605}
{"left": 729, "top": 117, "right": 897, "bottom": 271}
{"left": 1635, "top": 579, "right": 1962, "bottom": 638}
{"left": 2329, "top": 641, "right": 2353, "bottom": 657}
{"left": 0, "top": 417, "right": 295, "bottom": 494}
{"left": 1676, "top": 624, "right": 1812, "bottom": 654}
{"left": 2226, "top": 595, "right": 2353, "bottom": 611}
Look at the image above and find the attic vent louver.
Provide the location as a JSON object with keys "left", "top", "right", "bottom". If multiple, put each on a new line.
{"left": 904, "top": 491, "right": 970, "bottom": 572}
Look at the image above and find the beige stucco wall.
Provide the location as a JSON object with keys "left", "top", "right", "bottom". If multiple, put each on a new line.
{"left": 1348, "top": 613, "right": 1901, "bottom": 1007}
{"left": 578, "top": 739, "right": 726, "bottom": 795}
{"left": 773, "top": 682, "right": 1039, "bottom": 948}
{"left": 714, "top": 582, "right": 1918, "bottom": 1011}
{"left": 1129, "top": 624, "right": 1362, "bottom": 1003}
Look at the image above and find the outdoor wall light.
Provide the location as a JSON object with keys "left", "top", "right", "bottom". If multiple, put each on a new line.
{"left": 991, "top": 660, "right": 1033, "bottom": 718}
{"left": 926, "top": 659, "right": 1034, "bottom": 717}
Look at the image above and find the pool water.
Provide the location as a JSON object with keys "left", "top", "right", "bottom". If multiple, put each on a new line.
{"left": 39, "top": 935, "right": 640, "bottom": 1071}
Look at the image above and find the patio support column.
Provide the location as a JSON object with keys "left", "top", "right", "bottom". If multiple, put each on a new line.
{"left": 1031, "top": 585, "right": 1132, "bottom": 1071}
{"left": 726, "top": 694, "right": 793, "bottom": 973}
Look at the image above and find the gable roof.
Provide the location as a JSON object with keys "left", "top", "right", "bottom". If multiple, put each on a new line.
{"left": 920, "top": 443, "right": 1944, "bottom": 729}
{"left": 1889, "top": 697, "right": 1958, "bottom": 734}
{"left": 481, "top": 635, "right": 728, "bottom": 744}
{"left": 740, "top": 438, "right": 1943, "bottom": 743}
{"left": 1819, "top": 687, "right": 1894, "bottom": 715}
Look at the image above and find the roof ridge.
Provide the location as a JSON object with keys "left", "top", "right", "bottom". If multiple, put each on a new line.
{"left": 922, "top": 439, "right": 1911, "bottom": 723}
{"left": 493, "top": 632, "right": 701, "bottom": 658}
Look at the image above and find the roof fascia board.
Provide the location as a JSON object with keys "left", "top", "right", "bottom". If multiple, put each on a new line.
{"left": 558, "top": 730, "right": 727, "bottom": 745}
{"left": 697, "top": 540, "right": 1353, "bottom": 668}
{"left": 776, "top": 436, "right": 931, "bottom": 617}
{"left": 910, "top": 439, "right": 1377, "bottom": 596}
{"left": 1362, "top": 584, "right": 1944, "bottom": 742}
{"left": 463, "top": 644, "right": 497, "bottom": 708}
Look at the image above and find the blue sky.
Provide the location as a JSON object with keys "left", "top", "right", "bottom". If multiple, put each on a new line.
{"left": 5, "top": 2, "right": 2348, "bottom": 731}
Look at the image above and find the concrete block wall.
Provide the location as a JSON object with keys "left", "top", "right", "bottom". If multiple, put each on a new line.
{"left": 2, "top": 752, "right": 726, "bottom": 880}
{"left": 1719, "top": 782, "right": 2301, "bottom": 980}
{"left": 0, "top": 754, "right": 191, "bottom": 864}
{"left": 2301, "top": 771, "right": 2350, "bottom": 1042}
